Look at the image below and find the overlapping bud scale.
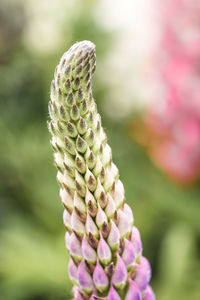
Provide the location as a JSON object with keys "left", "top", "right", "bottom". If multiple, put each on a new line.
{"left": 48, "top": 41, "right": 155, "bottom": 300}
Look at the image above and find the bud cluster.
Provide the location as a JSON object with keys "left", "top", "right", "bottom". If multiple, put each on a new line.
{"left": 48, "top": 41, "right": 155, "bottom": 300}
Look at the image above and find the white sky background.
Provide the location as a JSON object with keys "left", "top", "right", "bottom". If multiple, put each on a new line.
{"left": 96, "top": 0, "right": 158, "bottom": 119}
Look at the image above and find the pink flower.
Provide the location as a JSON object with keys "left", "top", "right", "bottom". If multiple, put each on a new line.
{"left": 139, "top": 0, "right": 200, "bottom": 183}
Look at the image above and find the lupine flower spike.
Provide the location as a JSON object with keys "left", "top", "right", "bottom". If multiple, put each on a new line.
{"left": 48, "top": 41, "right": 155, "bottom": 300}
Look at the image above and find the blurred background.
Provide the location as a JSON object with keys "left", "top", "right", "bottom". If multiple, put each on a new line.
{"left": 0, "top": 0, "right": 200, "bottom": 299}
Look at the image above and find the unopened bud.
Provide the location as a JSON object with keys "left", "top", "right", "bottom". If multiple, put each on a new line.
{"left": 66, "top": 121, "right": 78, "bottom": 138}
{"left": 143, "top": 285, "right": 155, "bottom": 300}
{"left": 65, "top": 231, "right": 71, "bottom": 250}
{"left": 124, "top": 280, "right": 141, "bottom": 300}
{"left": 107, "top": 220, "right": 120, "bottom": 251}
{"left": 80, "top": 98, "right": 88, "bottom": 115}
{"left": 85, "top": 168, "right": 97, "bottom": 192}
{"left": 82, "top": 236, "right": 97, "bottom": 264}
{"left": 64, "top": 136, "right": 76, "bottom": 155}
{"left": 85, "top": 148, "right": 96, "bottom": 169}
{"left": 122, "top": 239, "right": 135, "bottom": 271}
{"left": 112, "top": 254, "right": 127, "bottom": 289}
{"left": 134, "top": 256, "right": 151, "bottom": 291}
{"left": 60, "top": 187, "right": 73, "bottom": 212}
{"left": 96, "top": 203, "right": 107, "bottom": 228}
{"left": 71, "top": 104, "right": 80, "bottom": 121}
{"left": 97, "top": 234, "right": 111, "bottom": 265}
{"left": 123, "top": 203, "right": 134, "bottom": 226}
{"left": 77, "top": 261, "right": 94, "bottom": 294}
{"left": 77, "top": 117, "right": 87, "bottom": 135}
{"left": 84, "top": 128, "right": 95, "bottom": 147}
{"left": 86, "top": 213, "right": 99, "bottom": 238}
{"left": 131, "top": 226, "right": 143, "bottom": 257}
{"left": 105, "top": 194, "right": 116, "bottom": 219}
{"left": 95, "top": 179, "right": 107, "bottom": 208}
{"left": 69, "top": 232, "right": 82, "bottom": 262}
{"left": 93, "top": 260, "right": 109, "bottom": 293}
{"left": 75, "top": 154, "right": 86, "bottom": 174}
{"left": 118, "top": 210, "right": 131, "bottom": 238}
{"left": 71, "top": 210, "right": 85, "bottom": 237}
{"left": 76, "top": 135, "right": 87, "bottom": 153}
{"left": 63, "top": 209, "right": 71, "bottom": 231}
{"left": 75, "top": 170, "right": 86, "bottom": 197}
{"left": 68, "top": 258, "right": 78, "bottom": 283}
{"left": 107, "top": 286, "right": 121, "bottom": 300}
{"left": 74, "top": 192, "right": 86, "bottom": 213}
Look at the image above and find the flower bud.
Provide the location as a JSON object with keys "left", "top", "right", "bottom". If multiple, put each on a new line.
{"left": 77, "top": 261, "right": 94, "bottom": 294}
{"left": 125, "top": 280, "right": 141, "bottom": 300}
{"left": 140, "top": 256, "right": 151, "bottom": 282}
{"left": 88, "top": 201, "right": 97, "bottom": 217}
{"left": 63, "top": 171, "right": 76, "bottom": 191}
{"left": 54, "top": 152, "right": 64, "bottom": 173}
{"left": 118, "top": 210, "right": 131, "bottom": 238}
{"left": 111, "top": 180, "right": 124, "bottom": 208}
{"left": 123, "top": 203, "right": 134, "bottom": 226}
{"left": 77, "top": 117, "right": 87, "bottom": 135}
{"left": 95, "top": 179, "right": 107, "bottom": 208}
{"left": 103, "top": 170, "right": 114, "bottom": 192}
{"left": 71, "top": 210, "right": 85, "bottom": 237}
{"left": 86, "top": 110, "right": 94, "bottom": 128}
{"left": 65, "top": 231, "right": 70, "bottom": 250}
{"left": 60, "top": 188, "right": 74, "bottom": 212}
{"left": 84, "top": 128, "right": 95, "bottom": 147}
{"left": 92, "top": 137, "right": 101, "bottom": 154}
{"left": 75, "top": 153, "right": 86, "bottom": 174}
{"left": 97, "top": 234, "right": 112, "bottom": 265}
{"left": 131, "top": 226, "right": 143, "bottom": 257}
{"left": 122, "top": 238, "right": 136, "bottom": 270}
{"left": 69, "top": 232, "right": 82, "bottom": 262}
{"left": 64, "top": 136, "right": 76, "bottom": 155}
{"left": 66, "top": 121, "right": 78, "bottom": 138}
{"left": 112, "top": 254, "right": 127, "bottom": 289}
{"left": 74, "top": 192, "right": 86, "bottom": 213}
{"left": 85, "top": 167, "right": 97, "bottom": 192}
{"left": 107, "top": 220, "right": 120, "bottom": 251}
{"left": 86, "top": 213, "right": 99, "bottom": 238}
{"left": 66, "top": 91, "right": 75, "bottom": 106}
{"left": 96, "top": 203, "right": 108, "bottom": 228}
{"left": 134, "top": 257, "right": 151, "bottom": 291}
{"left": 82, "top": 236, "right": 97, "bottom": 264}
{"left": 101, "top": 221, "right": 109, "bottom": 239}
{"left": 93, "top": 260, "right": 109, "bottom": 293}
{"left": 70, "top": 104, "right": 80, "bottom": 121}
{"left": 85, "top": 148, "right": 96, "bottom": 169}
{"left": 105, "top": 194, "right": 116, "bottom": 219}
{"left": 100, "top": 144, "right": 112, "bottom": 166}
{"left": 85, "top": 188, "right": 96, "bottom": 206}
{"left": 76, "top": 135, "right": 87, "bottom": 153}
{"left": 110, "top": 162, "right": 119, "bottom": 179}
{"left": 75, "top": 170, "right": 86, "bottom": 197}
{"left": 93, "top": 156, "right": 103, "bottom": 177}
{"left": 68, "top": 258, "right": 78, "bottom": 283}
{"left": 63, "top": 153, "right": 75, "bottom": 177}
{"left": 143, "top": 285, "right": 155, "bottom": 300}
{"left": 80, "top": 98, "right": 88, "bottom": 115}
{"left": 107, "top": 286, "right": 121, "bottom": 300}
{"left": 63, "top": 209, "right": 71, "bottom": 231}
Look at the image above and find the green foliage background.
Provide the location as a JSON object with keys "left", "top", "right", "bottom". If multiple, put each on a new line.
{"left": 0, "top": 1, "right": 199, "bottom": 299}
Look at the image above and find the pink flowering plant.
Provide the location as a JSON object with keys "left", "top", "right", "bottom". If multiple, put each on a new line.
{"left": 139, "top": 0, "right": 200, "bottom": 183}
{"left": 47, "top": 41, "right": 155, "bottom": 300}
